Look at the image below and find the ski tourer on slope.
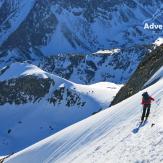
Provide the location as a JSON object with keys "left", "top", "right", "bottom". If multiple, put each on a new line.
{"left": 141, "top": 92, "right": 154, "bottom": 122}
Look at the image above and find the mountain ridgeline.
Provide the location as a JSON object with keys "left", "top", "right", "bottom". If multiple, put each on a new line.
{"left": 40, "top": 46, "right": 148, "bottom": 84}
{"left": 0, "top": 0, "right": 163, "bottom": 56}
{"left": 4, "top": 59, "right": 163, "bottom": 163}
{"left": 0, "top": 63, "right": 122, "bottom": 155}
{"left": 111, "top": 45, "right": 163, "bottom": 106}
{"left": 0, "top": 0, "right": 163, "bottom": 85}
{"left": 0, "top": 0, "right": 163, "bottom": 159}
{"left": 0, "top": 63, "right": 87, "bottom": 107}
{"left": 0, "top": 45, "right": 149, "bottom": 84}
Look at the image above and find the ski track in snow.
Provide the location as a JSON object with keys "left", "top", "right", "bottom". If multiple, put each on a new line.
{"left": 4, "top": 67, "right": 163, "bottom": 163}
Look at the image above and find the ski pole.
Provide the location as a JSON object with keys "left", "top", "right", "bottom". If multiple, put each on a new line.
{"left": 155, "top": 98, "right": 161, "bottom": 107}
{"left": 151, "top": 98, "right": 160, "bottom": 127}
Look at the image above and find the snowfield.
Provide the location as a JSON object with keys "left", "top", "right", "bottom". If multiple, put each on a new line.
{"left": 4, "top": 68, "right": 163, "bottom": 163}
{"left": 0, "top": 62, "right": 121, "bottom": 155}
{"left": 0, "top": 62, "right": 49, "bottom": 80}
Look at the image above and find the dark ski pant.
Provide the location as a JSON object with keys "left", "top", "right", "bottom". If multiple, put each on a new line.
{"left": 141, "top": 104, "right": 151, "bottom": 121}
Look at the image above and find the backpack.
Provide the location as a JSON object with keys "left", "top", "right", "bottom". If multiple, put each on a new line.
{"left": 142, "top": 92, "right": 149, "bottom": 101}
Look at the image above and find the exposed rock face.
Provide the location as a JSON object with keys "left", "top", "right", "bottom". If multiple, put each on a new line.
{"left": 0, "top": 46, "right": 148, "bottom": 84}
{"left": 40, "top": 46, "right": 148, "bottom": 84}
{"left": 0, "top": 73, "right": 86, "bottom": 107}
{"left": 49, "top": 87, "right": 86, "bottom": 107}
{"left": 0, "top": 63, "right": 91, "bottom": 109}
{"left": 0, "top": 75, "right": 54, "bottom": 105}
{"left": 0, "top": 0, "right": 163, "bottom": 85}
{"left": 0, "top": 0, "right": 57, "bottom": 55}
{"left": 0, "top": 63, "right": 119, "bottom": 155}
{"left": 111, "top": 45, "right": 163, "bottom": 105}
{"left": 0, "top": 0, "right": 163, "bottom": 56}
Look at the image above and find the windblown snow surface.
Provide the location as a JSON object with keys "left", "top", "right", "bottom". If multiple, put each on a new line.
{"left": 5, "top": 67, "right": 163, "bottom": 163}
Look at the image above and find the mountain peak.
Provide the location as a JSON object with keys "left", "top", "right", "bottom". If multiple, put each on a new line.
{"left": 0, "top": 62, "right": 49, "bottom": 81}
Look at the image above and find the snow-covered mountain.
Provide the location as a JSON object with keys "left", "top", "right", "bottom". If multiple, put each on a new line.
{"left": 0, "top": 0, "right": 163, "bottom": 55}
{"left": 112, "top": 44, "right": 163, "bottom": 105}
{"left": 0, "top": 1, "right": 163, "bottom": 161}
{"left": 0, "top": 62, "right": 121, "bottom": 155}
{"left": 0, "top": 45, "right": 148, "bottom": 84}
{"left": 0, "top": 0, "right": 163, "bottom": 85}
{"left": 40, "top": 46, "right": 148, "bottom": 84}
{"left": 4, "top": 65, "right": 163, "bottom": 163}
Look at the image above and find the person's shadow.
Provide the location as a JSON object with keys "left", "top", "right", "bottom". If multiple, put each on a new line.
{"left": 132, "top": 121, "right": 148, "bottom": 134}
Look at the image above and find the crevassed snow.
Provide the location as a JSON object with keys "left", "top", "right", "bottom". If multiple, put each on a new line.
{"left": 5, "top": 67, "right": 163, "bottom": 163}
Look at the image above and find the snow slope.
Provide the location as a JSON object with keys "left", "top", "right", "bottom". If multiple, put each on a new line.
{"left": 0, "top": 0, "right": 36, "bottom": 45}
{"left": 145, "top": 66, "right": 163, "bottom": 87}
{"left": 40, "top": 0, "right": 163, "bottom": 54}
{"left": 0, "top": 62, "right": 49, "bottom": 80}
{"left": 5, "top": 67, "right": 163, "bottom": 163}
{"left": 154, "top": 37, "right": 163, "bottom": 47}
{"left": 1, "top": 0, "right": 163, "bottom": 56}
{"left": 0, "top": 62, "right": 121, "bottom": 155}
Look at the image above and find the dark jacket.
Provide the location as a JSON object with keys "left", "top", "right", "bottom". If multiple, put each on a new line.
{"left": 141, "top": 96, "right": 154, "bottom": 105}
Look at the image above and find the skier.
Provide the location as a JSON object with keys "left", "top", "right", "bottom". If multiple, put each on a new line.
{"left": 141, "top": 92, "right": 154, "bottom": 122}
